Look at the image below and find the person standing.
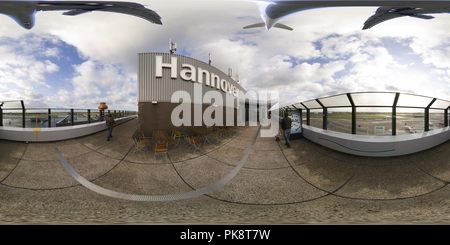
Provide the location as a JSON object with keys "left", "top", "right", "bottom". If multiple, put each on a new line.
{"left": 106, "top": 114, "right": 116, "bottom": 141}
{"left": 281, "top": 112, "right": 292, "bottom": 148}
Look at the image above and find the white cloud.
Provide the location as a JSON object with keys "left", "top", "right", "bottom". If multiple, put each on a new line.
{"left": 0, "top": 35, "right": 60, "bottom": 90}
{"left": 2, "top": 1, "right": 450, "bottom": 110}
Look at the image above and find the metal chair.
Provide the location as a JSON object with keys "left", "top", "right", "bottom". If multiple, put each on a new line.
{"left": 153, "top": 142, "right": 169, "bottom": 162}
{"left": 167, "top": 135, "right": 180, "bottom": 150}
{"left": 186, "top": 134, "right": 202, "bottom": 154}
{"left": 137, "top": 131, "right": 152, "bottom": 144}
{"left": 172, "top": 129, "right": 183, "bottom": 140}
{"left": 132, "top": 134, "right": 148, "bottom": 155}
{"left": 216, "top": 128, "right": 224, "bottom": 138}
{"left": 206, "top": 126, "right": 220, "bottom": 144}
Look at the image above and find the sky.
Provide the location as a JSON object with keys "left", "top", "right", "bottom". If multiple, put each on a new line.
{"left": 1, "top": 0, "right": 450, "bottom": 111}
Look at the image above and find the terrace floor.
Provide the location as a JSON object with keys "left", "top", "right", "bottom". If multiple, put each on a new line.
{"left": 2, "top": 117, "right": 450, "bottom": 224}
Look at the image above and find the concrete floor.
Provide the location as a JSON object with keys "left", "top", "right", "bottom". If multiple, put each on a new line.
{"left": 2, "top": 117, "right": 450, "bottom": 224}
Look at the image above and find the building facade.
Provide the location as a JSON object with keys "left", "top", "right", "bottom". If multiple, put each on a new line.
{"left": 138, "top": 53, "right": 247, "bottom": 135}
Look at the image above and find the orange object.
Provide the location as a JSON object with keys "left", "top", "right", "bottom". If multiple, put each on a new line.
{"left": 98, "top": 102, "right": 108, "bottom": 110}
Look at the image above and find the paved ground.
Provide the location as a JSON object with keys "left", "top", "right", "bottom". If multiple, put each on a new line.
{"left": 2, "top": 117, "right": 450, "bottom": 224}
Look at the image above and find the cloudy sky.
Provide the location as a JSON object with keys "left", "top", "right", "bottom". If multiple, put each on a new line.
{"left": 1, "top": 0, "right": 450, "bottom": 111}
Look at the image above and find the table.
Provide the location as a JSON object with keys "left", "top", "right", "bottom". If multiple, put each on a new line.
{"left": 152, "top": 131, "right": 170, "bottom": 143}
{"left": 193, "top": 128, "right": 213, "bottom": 144}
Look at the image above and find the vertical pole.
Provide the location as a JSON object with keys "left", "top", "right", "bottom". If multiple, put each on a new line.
{"left": 316, "top": 99, "right": 326, "bottom": 130}
{"left": 425, "top": 98, "right": 436, "bottom": 132}
{"left": 301, "top": 103, "right": 309, "bottom": 126}
{"left": 347, "top": 93, "right": 356, "bottom": 134}
{"left": 306, "top": 109, "right": 310, "bottom": 125}
{"left": 323, "top": 107, "right": 328, "bottom": 130}
{"left": 0, "top": 106, "right": 3, "bottom": 127}
{"left": 22, "top": 109, "right": 26, "bottom": 128}
{"left": 70, "top": 109, "right": 74, "bottom": 126}
{"left": 21, "top": 100, "right": 25, "bottom": 128}
{"left": 48, "top": 109, "right": 51, "bottom": 128}
{"left": 392, "top": 93, "right": 400, "bottom": 135}
{"left": 445, "top": 107, "right": 449, "bottom": 127}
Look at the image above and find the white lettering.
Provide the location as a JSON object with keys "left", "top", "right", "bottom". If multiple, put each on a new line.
{"left": 180, "top": 64, "right": 196, "bottom": 82}
{"left": 228, "top": 84, "right": 234, "bottom": 95}
{"left": 210, "top": 73, "right": 220, "bottom": 89}
{"left": 203, "top": 91, "right": 223, "bottom": 126}
{"left": 171, "top": 91, "right": 191, "bottom": 126}
{"left": 155, "top": 55, "right": 239, "bottom": 96}
{"left": 155, "top": 56, "right": 177, "bottom": 79}
{"left": 197, "top": 67, "right": 209, "bottom": 84}
{"left": 180, "top": 229, "right": 214, "bottom": 242}
{"left": 220, "top": 79, "right": 228, "bottom": 92}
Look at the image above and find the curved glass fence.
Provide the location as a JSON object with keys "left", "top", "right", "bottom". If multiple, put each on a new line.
{"left": 279, "top": 92, "right": 450, "bottom": 136}
{"left": 0, "top": 100, "right": 137, "bottom": 129}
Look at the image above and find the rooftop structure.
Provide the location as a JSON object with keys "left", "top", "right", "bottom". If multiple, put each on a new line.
{"left": 278, "top": 92, "right": 450, "bottom": 157}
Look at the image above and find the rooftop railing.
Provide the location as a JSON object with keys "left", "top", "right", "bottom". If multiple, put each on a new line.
{"left": 278, "top": 92, "right": 450, "bottom": 136}
{"left": 0, "top": 100, "right": 137, "bottom": 129}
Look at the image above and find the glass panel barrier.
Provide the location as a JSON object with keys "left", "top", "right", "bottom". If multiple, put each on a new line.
{"left": 431, "top": 99, "right": 450, "bottom": 109}
{"left": 25, "top": 109, "right": 49, "bottom": 128}
{"left": 90, "top": 110, "right": 101, "bottom": 122}
{"left": 302, "top": 100, "right": 322, "bottom": 109}
{"left": 51, "top": 109, "right": 71, "bottom": 127}
{"left": 73, "top": 109, "right": 89, "bottom": 125}
{"left": 2, "top": 110, "right": 23, "bottom": 127}
{"left": 1, "top": 101, "right": 23, "bottom": 109}
{"left": 396, "top": 108, "right": 425, "bottom": 135}
{"left": 327, "top": 107, "right": 352, "bottom": 134}
{"left": 309, "top": 109, "right": 323, "bottom": 129}
{"left": 397, "top": 94, "right": 433, "bottom": 108}
{"left": 355, "top": 107, "right": 392, "bottom": 136}
{"left": 1, "top": 107, "right": 135, "bottom": 128}
{"left": 429, "top": 109, "right": 445, "bottom": 130}
{"left": 318, "top": 94, "right": 351, "bottom": 107}
{"left": 351, "top": 92, "right": 396, "bottom": 107}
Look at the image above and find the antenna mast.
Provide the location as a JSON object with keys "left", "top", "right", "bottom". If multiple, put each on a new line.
{"left": 169, "top": 38, "right": 177, "bottom": 54}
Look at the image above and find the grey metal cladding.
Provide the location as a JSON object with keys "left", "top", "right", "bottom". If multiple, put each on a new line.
{"left": 138, "top": 53, "right": 245, "bottom": 103}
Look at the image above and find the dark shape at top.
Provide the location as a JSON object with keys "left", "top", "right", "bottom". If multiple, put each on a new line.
{"left": 0, "top": 1, "right": 162, "bottom": 29}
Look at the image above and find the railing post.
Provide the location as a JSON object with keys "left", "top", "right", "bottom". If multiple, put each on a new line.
{"left": 392, "top": 93, "right": 400, "bottom": 135}
{"left": 316, "top": 99, "right": 327, "bottom": 130}
{"left": 346, "top": 93, "right": 356, "bottom": 134}
{"left": 22, "top": 109, "right": 25, "bottom": 128}
{"left": 20, "top": 100, "right": 25, "bottom": 128}
{"left": 445, "top": 107, "right": 449, "bottom": 127}
{"left": 0, "top": 106, "right": 3, "bottom": 127}
{"left": 48, "top": 109, "right": 51, "bottom": 128}
{"left": 70, "top": 109, "right": 74, "bottom": 126}
{"left": 425, "top": 98, "right": 436, "bottom": 132}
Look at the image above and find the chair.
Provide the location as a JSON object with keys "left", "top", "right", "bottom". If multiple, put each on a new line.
{"left": 206, "top": 127, "right": 220, "bottom": 144}
{"left": 137, "top": 131, "right": 152, "bottom": 144}
{"left": 223, "top": 127, "right": 234, "bottom": 137}
{"left": 186, "top": 135, "right": 202, "bottom": 154}
{"left": 216, "top": 128, "right": 224, "bottom": 138}
{"left": 172, "top": 129, "right": 183, "bottom": 140}
{"left": 233, "top": 126, "right": 242, "bottom": 134}
{"left": 153, "top": 142, "right": 169, "bottom": 161}
{"left": 167, "top": 136, "right": 180, "bottom": 150}
{"left": 132, "top": 134, "right": 148, "bottom": 155}
{"left": 181, "top": 131, "right": 192, "bottom": 148}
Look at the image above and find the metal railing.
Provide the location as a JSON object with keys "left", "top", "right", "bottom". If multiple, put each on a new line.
{"left": 278, "top": 92, "right": 450, "bottom": 136}
{"left": 0, "top": 100, "right": 137, "bottom": 128}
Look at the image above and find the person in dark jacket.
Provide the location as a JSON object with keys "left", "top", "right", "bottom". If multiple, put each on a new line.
{"left": 281, "top": 112, "right": 292, "bottom": 148}
{"left": 106, "top": 114, "right": 116, "bottom": 141}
